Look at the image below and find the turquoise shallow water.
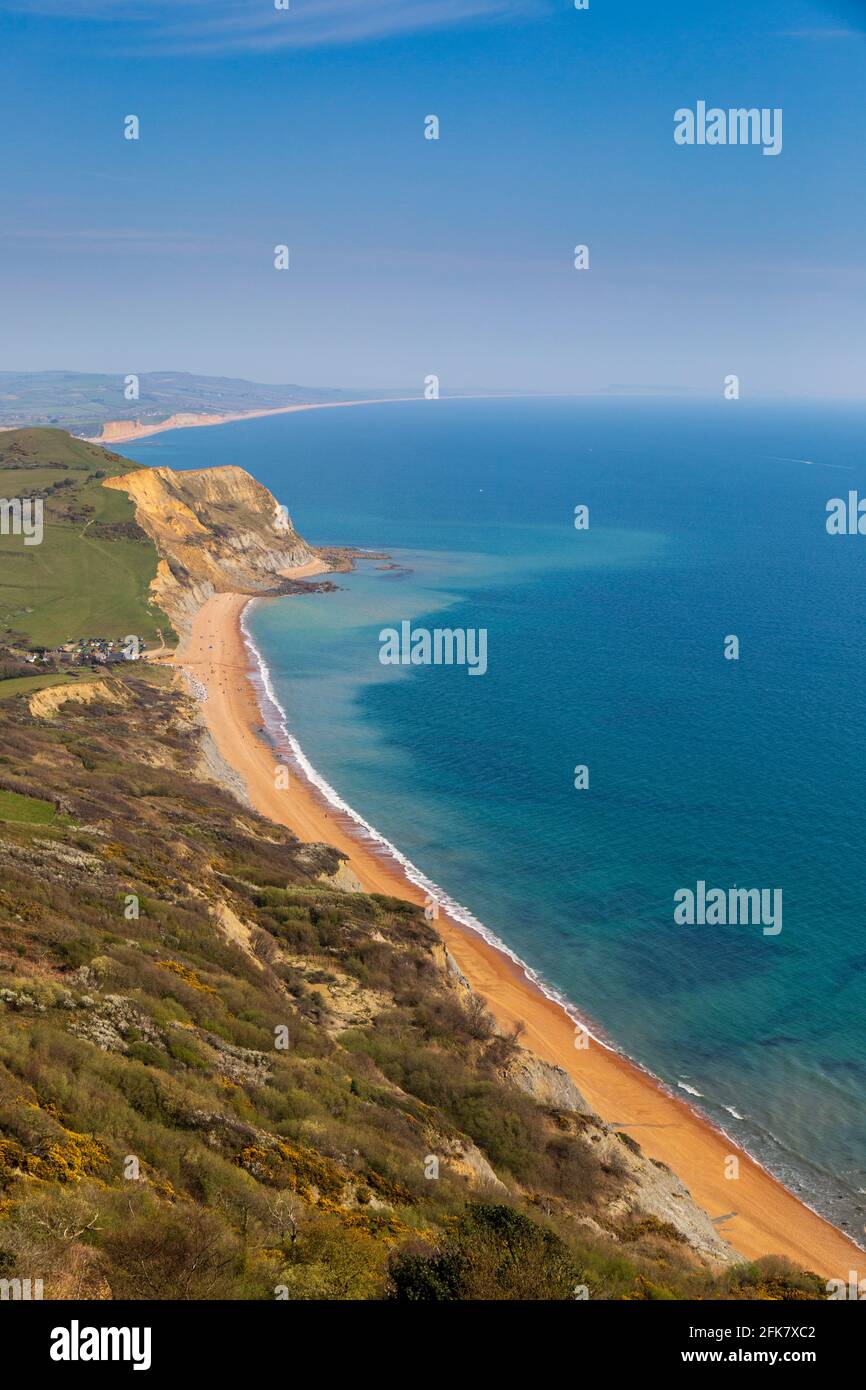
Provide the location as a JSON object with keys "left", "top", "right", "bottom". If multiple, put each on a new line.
{"left": 123, "top": 397, "right": 866, "bottom": 1243}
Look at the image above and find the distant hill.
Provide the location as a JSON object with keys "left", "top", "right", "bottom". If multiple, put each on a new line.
{"left": 0, "top": 372, "right": 400, "bottom": 435}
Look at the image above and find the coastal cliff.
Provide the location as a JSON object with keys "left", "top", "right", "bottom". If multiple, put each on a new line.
{"left": 94, "top": 413, "right": 239, "bottom": 445}
{"left": 0, "top": 429, "right": 834, "bottom": 1300}
{"left": 103, "top": 464, "right": 316, "bottom": 635}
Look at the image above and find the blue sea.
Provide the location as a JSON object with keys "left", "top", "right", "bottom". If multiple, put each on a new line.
{"left": 123, "top": 397, "right": 866, "bottom": 1243}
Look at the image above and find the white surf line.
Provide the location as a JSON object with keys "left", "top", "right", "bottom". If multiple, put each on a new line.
{"left": 237, "top": 598, "right": 620, "bottom": 1053}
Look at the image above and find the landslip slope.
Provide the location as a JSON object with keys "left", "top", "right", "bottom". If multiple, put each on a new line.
{"left": 0, "top": 665, "right": 805, "bottom": 1301}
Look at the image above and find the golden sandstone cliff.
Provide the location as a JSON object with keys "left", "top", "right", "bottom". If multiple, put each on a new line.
{"left": 103, "top": 464, "right": 315, "bottom": 634}
{"left": 93, "top": 414, "right": 234, "bottom": 444}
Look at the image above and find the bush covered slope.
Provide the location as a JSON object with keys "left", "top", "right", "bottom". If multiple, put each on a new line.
{"left": 0, "top": 668, "right": 825, "bottom": 1300}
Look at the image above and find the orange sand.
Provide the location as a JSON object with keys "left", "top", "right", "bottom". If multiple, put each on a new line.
{"left": 174, "top": 587, "right": 864, "bottom": 1281}
{"left": 88, "top": 393, "right": 547, "bottom": 446}
{"left": 88, "top": 398, "right": 424, "bottom": 445}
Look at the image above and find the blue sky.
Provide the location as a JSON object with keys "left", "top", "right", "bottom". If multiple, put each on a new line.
{"left": 0, "top": 0, "right": 864, "bottom": 395}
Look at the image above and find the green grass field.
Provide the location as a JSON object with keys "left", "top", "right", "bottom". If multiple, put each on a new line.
{"left": 0, "top": 429, "right": 171, "bottom": 648}
{"left": 0, "top": 787, "right": 59, "bottom": 824}
{"left": 0, "top": 671, "right": 100, "bottom": 701}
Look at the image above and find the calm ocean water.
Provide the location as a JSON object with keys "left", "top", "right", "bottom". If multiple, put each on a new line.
{"left": 123, "top": 397, "right": 866, "bottom": 1242}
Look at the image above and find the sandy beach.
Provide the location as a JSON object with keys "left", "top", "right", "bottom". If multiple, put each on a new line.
{"left": 174, "top": 585, "right": 865, "bottom": 1281}
{"left": 88, "top": 398, "right": 424, "bottom": 446}
{"left": 88, "top": 393, "right": 544, "bottom": 447}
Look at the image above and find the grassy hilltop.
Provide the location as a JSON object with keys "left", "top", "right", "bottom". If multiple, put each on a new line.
{"left": 0, "top": 429, "right": 170, "bottom": 649}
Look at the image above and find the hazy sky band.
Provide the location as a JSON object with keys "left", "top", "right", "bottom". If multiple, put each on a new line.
{"left": 0, "top": 0, "right": 864, "bottom": 394}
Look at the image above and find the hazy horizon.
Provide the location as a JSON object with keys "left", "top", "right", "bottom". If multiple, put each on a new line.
{"left": 1, "top": 0, "right": 864, "bottom": 398}
{"left": 8, "top": 372, "right": 866, "bottom": 407}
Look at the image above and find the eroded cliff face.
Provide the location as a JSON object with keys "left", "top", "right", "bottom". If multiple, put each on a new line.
{"left": 93, "top": 413, "right": 234, "bottom": 444}
{"left": 103, "top": 464, "right": 315, "bottom": 633}
{"left": 496, "top": 1043, "right": 737, "bottom": 1264}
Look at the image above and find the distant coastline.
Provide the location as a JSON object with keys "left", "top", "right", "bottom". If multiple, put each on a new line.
{"left": 85, "top": 392, "right": 565, "bottom": 446}
{"left": 84, "top": 397, "right": 422, "bottom": 445}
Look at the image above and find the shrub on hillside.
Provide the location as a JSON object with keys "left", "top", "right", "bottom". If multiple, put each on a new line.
{"left": 387, "top": 1203, "right": 585, "bottom": 1301}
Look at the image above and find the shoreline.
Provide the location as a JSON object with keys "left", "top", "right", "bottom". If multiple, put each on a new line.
{"left": 174, "top": 586, "right": 865, "bottom": 1281}
{"left": 85, "top": 392, "right": 552, "bottom": 447}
